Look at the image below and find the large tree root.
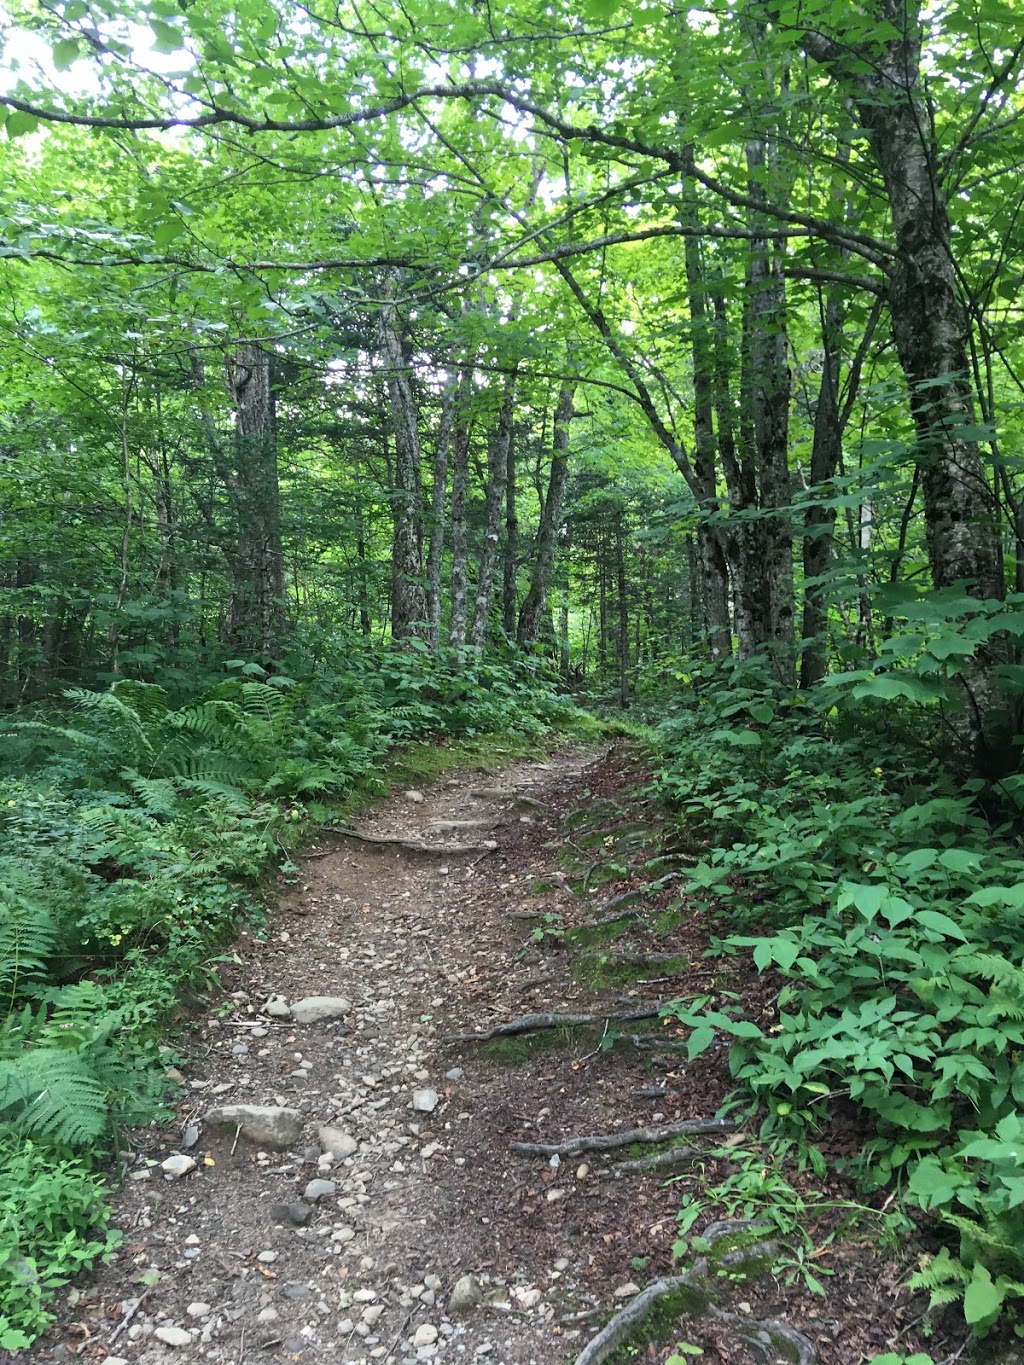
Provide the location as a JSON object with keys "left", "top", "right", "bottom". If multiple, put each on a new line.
{"left": 607, "top": 1144, "right": 699, "bottom": 1178}
{"left": 572, "top": 1223, "right": 817, "bottom": 1365}
{"left": 511, "top": 1116, "right": 736, "bottom": 1158}
{"left": 323, "top": 826, "right": 497, "bottom": 855}
{"left": 443, "top": 1005, "right": 661, "bottom": 1044}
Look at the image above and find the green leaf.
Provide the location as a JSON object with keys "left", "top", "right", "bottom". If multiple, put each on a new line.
{"left": 5, "top": 111, "right": 40, "bottom": 139}
{"left": 917, "top": 910, "right": 967, "bottom": 941}
{"left": 52, "top": 38, "right": 81, "bottom": 70}
{"left": 687, "top": 1025, "right": 715, "bottom": 1059}
{"left": 964, "top": 1264, "right": 1001, "bottom": 1325}
{"left": 150, "top": 19, "right": 184, "bottom": 52}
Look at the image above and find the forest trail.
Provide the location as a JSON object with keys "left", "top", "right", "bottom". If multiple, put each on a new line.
{"left": 31, "top": 745, "right": 916, "bottom": 1365}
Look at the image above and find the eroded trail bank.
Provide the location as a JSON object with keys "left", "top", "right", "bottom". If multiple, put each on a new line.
{"left": 31, "top": 744, "right": 920, "bottom": 1365}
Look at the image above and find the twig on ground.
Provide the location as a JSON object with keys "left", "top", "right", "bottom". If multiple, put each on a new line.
{"left": 443, "top": 1004, "right": 663, "bottom": 1043}
{"left": 108, "top": 1289, "right": 151, "bottom": 1343}
{"left": 511, "top": 1116, "right": 737, "bottom": 1158}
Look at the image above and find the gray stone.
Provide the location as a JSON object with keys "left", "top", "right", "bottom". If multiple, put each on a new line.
{"left": 264, "top": 995, "right": 292, "bottom": 1019}
{"left": 257, "top": 1307, "right": 279, "bottom": 1324}
{"left": 447, "top": 1275, "right": 483, "bottom": 1315}
{"left": 185, "top": 1303, "right": 211, "bottom": 1318}
{"left": 153, "top": 1326, "right": 192, "bottom": 1347}
{"left": 290, "top": 996, "right": 352, "bottom": 1024}
{"left": 160, "top": 1154, "right": 196, "bottom": 1179}
{"left": 444, "top": 1068, "right": 464, "bottom": 1081}
{"left": 404, "top": 790, "right": 425, "bottom": 803}
{"left": 271, "top": 1201, "right": 312, "bottom": 1226}
{"left": 412, "top": 1324, "right": 438, "bottom": 1347}
{"left": 412, "top": 1088, "right": 439, "bottom": 1113}
{"left": 303, "top": 1178, "right": 337, "bottom": 1201}
{"left": 204, "top": 1104, "right": 303, "bottom": 1150}
{"left": 182, "top": 1125, "right": 200, "bottom": 1150}
{"left": 316, "top": 1125, "right": 358, "bottom": 1159}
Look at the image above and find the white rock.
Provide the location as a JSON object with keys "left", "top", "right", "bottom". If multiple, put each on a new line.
{"left": 153, "top": 1326, "right": 192, "bottom": 1347}
{"left": 362, "top": 1305, "right": 385, "bottom": 1326}
{"left": 514, "top": 1287, "right": 542, "bottom": 1309}
{"left": 413, "top": 1324, "right": 438, "bottom": 1347}
{"left": 264, "top": 995, "right": 292, "bottom": 1018}
{"left": 160, "top": 1154, "right": 196, "bottom": 1180}
{"left": 257, "top": 1307, "right": 279, "bottom": 1324}
{"left": 614, "top": 1282, "right": 640, "bottom": 1298}
{"left": 412, "top": 1089, "right": 439, "bottom": 1113}
{"left": 404, "top": 790, "right": 425, "bottom": 803}
{"left": 290, "top": 996, "right": 352, "bottom": 1024}
{"left": 102, "top": 1357, "right": 129, "bottom": 1365}
{"left": 186, "top": 1302, "right": 211, "bottom": 1318}
{"left": 258, "top": 1250, "right": 278, "bottom": 1263}
{"left": 317, "top": 1125, "right": 358, "bottom": 1159}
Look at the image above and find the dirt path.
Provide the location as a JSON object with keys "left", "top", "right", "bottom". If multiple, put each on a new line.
{"left": 32, "top": 744, "right": 933, "bottom": 1365}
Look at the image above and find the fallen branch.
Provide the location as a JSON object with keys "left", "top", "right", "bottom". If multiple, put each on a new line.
{"left": 511, "top": 1116, "right": 737, "bottom": 1158}
{"left": 443, "top": 1004, "right": 661, "bottom": 1044}
{"left": 323, "top": 826, "right": 497, "bottom": 855}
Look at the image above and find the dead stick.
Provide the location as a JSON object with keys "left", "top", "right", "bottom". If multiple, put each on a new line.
{"left": 443, "top": 1004, "right": 662, "bottom": 1044}
{"left": 511, "top": 1116, "right": 736, "bottom": 1158}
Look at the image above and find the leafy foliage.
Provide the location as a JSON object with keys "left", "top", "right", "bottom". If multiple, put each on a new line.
{"left": 653, "top": 656, "right": 1024, "bottom": 1335}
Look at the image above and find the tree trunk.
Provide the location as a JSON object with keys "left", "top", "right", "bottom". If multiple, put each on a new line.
{"left": 224, "top": 342, "right": 283, "bottom": 660}
{"left": 518, "top": 381, "right": 576, "bottom": 647}
{"left": 615, "top": 514, "right": 630, "bottom": 707}
{"left": 681, "top": 207, "right": 733, "bottom": 661}
{"left": 802, "top": 3, "right": 1002, "bottom": 602}
{"left": 470, "top": 371, "right": 517, "bottom": 649}
{"left": 502, "top": 421, "right": 519, "bottom": 639}
{"left": 426, "top": 370, "right": 457, "bottom": 648}
{"left": 447, "top": 371, "right": 473, "bottom": 649}
{"left": 378, "top": 278, "right": 428, "bottom": 643}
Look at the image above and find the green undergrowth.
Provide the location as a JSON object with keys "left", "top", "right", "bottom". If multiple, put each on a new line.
{"left": 0, "top": 644, "right": 595, "bottom": 1344}
{"left": 650, "top": 643, "right": 1024, "bottom": 1348}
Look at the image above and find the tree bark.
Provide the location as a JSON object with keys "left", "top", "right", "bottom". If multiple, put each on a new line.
{"left": 378, "top": 277, "right": 428, "bottom": 642}
{"left": 470, "top": 371, "right": 517, "bottom": 649}
{"left": 502, "top": 419, "right": 519, "bottom": 638}
{"left": 426, "top": 370, "right": 457, "bottom": 648}
{"left": 801, "top": 1, "right": 1002, "bottom": 602}
{"left": 518, "top": 380, "right": 576, "bottom": 647}
{"left": 224, "top": 341, "right": 283, "bottom": 660}
{"left": 447, "top": 370, "right": 474, "bottom": 649}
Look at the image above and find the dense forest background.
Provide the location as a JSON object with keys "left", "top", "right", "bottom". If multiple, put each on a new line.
{"left": 3, "top": 0, "right": 1024, "bottom": 1356}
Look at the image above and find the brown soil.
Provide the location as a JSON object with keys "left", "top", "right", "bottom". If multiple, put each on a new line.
{"left": 24, "top": 742, "right": 955, "bottom": 1365}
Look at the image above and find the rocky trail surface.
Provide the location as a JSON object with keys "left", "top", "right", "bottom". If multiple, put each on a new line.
{"left": 29, "top": 744, "right": 939, "bottom": 1365}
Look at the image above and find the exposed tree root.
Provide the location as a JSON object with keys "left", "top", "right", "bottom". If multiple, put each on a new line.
{"left": 511, "top": 1116, "right": 737, "bottom": 1158}
{"left": 572, "top": 1223, "right": 817, "bottom": 1365}
{"left": 606, "top": 1144, "right": 698, "bottom": 1178}
{"left": 583, "top": 950, "right": 691, "bottom": 969}
{"left": 443, "top": 1004, "right": 662, "bottom": 1043}
{"left": 323, "top": 826, "right": 497, "bottom": 855}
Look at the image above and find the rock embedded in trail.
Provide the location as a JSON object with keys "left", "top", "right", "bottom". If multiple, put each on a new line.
{"left": 316, "top": 1124, "right": 359, "bottom": 1158}
{"left": 413, "top": 1323, "right": 439, "bottom": 1347}
{"left": 289, "top": 995, "right": 352, "bottom": 1024}
{"left": 263, "top": 995, "right": 292, "bottom": 1019}
{"left": 160, "top": 1154, "right": 196, "bottom": 1179}
{"left": 153, "top": 1326, "right": 192, "bottom": 1347}
{"left": 412, "top": 1088, "right": 440, "bottom": 1113}
{"left": 303, "top": 1177, "right": 337, "bottom": 1200}
{"left": 404, "top": 789, "right": 425, "bottom": 803}
{"left": 204, "top": 1103, "right": 303, "bottom": 1149}
{"left": 448, "top": 1274, "right": 484, "bottom": 1315}
{"left": 271, "top": 1200, "right": 313, "bottom": 1226}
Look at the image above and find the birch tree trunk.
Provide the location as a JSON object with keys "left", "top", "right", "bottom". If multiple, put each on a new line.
{"left": 518, "top": 380, "right": 576, "bottom": 647}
